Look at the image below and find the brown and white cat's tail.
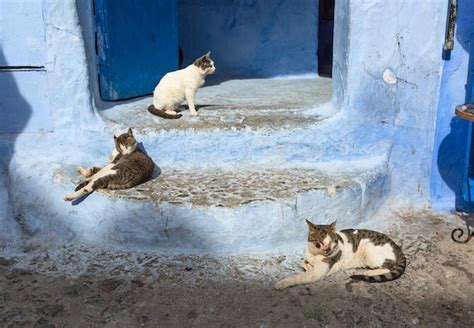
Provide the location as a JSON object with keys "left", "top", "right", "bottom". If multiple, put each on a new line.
{"left": 350, "top": 253, "right": 407, "bottom": 283}
{"left": 147, "top": 105, "right": 182, "bottom": 119}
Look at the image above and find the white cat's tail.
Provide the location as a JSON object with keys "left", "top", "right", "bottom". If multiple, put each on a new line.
{"left": 148, "top": 105, "right": 182, "bottom": 119}
{"left": 351, "top": 252, "right": 407, "bottom": 283}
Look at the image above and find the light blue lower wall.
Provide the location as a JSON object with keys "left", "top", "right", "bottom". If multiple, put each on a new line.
{"left": 430, "top": 1, "right": 474, "bottom": 211}
{"left": 178, "top": 0, "right": 318, "bottom": 80}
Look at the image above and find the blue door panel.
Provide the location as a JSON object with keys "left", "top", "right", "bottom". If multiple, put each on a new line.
{"left": 95, "top": 0, "right": 179, "bottom": 101}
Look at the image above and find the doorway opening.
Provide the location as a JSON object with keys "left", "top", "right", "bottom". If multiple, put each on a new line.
{"left": 92, "top": 0, "right": 335, "bottom": 102}
{"left": 318, "top": 0, "right": 334, "bottom": 77}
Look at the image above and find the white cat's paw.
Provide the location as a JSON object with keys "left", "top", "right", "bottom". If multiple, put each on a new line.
{"left": 63, "top": 195, "right": 73, "bottom": 201}
{"left": 274, "top": 279, "right": 290, "bottom": 290}
{"left": 191, "top": 112, "right": 199, "bottom": 117}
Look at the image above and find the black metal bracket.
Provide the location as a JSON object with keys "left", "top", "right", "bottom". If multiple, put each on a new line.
{"left": 452, "top": 212, "right": 474, "bottom": 243}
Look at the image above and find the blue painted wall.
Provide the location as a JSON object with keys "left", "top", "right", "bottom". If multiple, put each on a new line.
{"left": 0, "top": 0, "right": 50, "bottom": 133}
{"left": 178, "top": 0, "right": 318, "bottom": 81}
{"left": 430, "top": 1, "right": 474, "bottom": 211}
{"left": 332, "top": 1, "right": 447, "bottom": 207}
{"left": 2, "top": 0, "right": 468, "bottom": 248}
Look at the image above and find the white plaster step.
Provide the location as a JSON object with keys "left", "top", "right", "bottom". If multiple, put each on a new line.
{"left": 9, "top": 155, "right": 389, "bottom": 254}
{"left": 100, "top": 78, "right": 333, "bottom": 132}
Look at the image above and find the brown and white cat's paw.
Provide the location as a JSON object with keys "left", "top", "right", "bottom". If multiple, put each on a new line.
{"left": 274, "top": 278, "right": 292, "bottom": 290}
{"left": 190, "top": 111, "right": 199, "bottom": 117}
{"left": 303, "top": 260, "right": 314, "bottom": 272}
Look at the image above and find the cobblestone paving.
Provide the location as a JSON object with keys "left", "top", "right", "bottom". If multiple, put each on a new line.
{"left": 101, "top": 168, "right": 360, "bottom": 207}
{"left": 0, "top": 209, "right": 473, "bottom": 327}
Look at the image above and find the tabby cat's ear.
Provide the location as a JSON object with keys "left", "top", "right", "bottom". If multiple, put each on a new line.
{"left": 329, "top": 220, "right": 337, "bottom": 231}
{"left": 127, "top": 128, "right": 133, "bottom": 136}
{"left": 305, "top": 219, "right": 316, "bottom": 228}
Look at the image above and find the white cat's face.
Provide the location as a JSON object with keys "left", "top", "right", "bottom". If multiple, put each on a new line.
{"left": 194, "top": 52, "right": 216, "bottom": 75}
{"left": 206, "top": 59, "right": 216, "bottom": 74}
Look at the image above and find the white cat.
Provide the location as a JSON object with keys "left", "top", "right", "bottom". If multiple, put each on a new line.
{"left": 148, "top": 52, "right": 216, "bottom": 119}
{"left": 274, "top": 220, "right": 406, "bottom": 290}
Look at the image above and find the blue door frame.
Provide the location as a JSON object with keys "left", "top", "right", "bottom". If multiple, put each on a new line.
{"left": 94, "top": 0, "right": 179, "bottom": 101}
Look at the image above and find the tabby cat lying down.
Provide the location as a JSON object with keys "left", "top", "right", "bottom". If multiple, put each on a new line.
{"left": 64, "top": 128, "right": 155, "bottom": 201}
{"left": 274, "top": 220, "right": 406, "bottom": 290}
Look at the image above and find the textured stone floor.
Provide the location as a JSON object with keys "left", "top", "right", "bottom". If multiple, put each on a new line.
{"left": 96, "top": 167, "right": 359, "bottom": 207}
{"left": 101, "top": 78, "right": 332, "bottom": 131}
{"left": 1, "top": 209, "right": 473, "bottom": 327}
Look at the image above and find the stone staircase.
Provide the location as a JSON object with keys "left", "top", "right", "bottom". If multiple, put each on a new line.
{"left": 5, "top": 78, "right": 391, "bottom": 254}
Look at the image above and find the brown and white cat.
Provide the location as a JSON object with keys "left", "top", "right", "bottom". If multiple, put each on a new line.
{"left": 148, "top": 51, "right": 216, "bottom": 119}
{"left": 274, "top": 220, "right": 406, "bottom": 290}
{"left": 64, "top": 128, "right": 155, "bottom": 201}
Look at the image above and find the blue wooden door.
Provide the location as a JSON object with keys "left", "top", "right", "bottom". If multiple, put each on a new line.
{"left": 95, "top": 0, "right": 179, "bottom": 101}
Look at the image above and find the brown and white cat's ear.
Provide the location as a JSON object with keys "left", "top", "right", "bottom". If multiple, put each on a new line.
{"left": 329, "top": 220, "right": 337, "bottom": 231}
{"left": 204, "top": 51, "right": 211, "bottom": 58}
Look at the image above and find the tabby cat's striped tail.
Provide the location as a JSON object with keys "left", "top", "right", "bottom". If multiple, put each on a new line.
{"left": 350, "top": 253, "right": 406, "bottom": 283}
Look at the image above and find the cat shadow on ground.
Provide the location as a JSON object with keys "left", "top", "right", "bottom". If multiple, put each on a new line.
{"left": 71, "top": 142, "right": 161, "bottom": 206}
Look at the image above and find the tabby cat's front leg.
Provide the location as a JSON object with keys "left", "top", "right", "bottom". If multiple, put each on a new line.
{"left": 274, "top": 263, "right": 330, "bottom": 290}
